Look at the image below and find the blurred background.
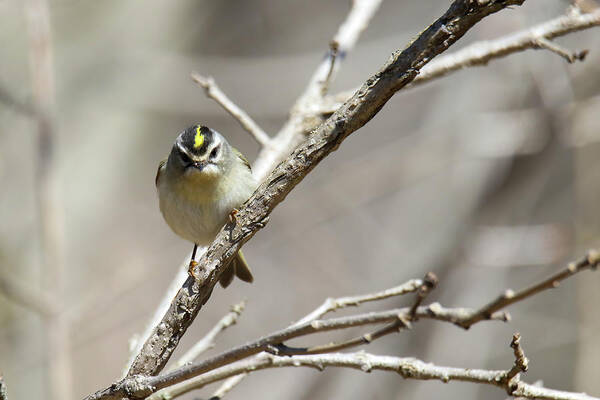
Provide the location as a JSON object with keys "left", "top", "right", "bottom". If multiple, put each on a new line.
{"left": 1, "top": 0, "right": 599, "bottom": 399}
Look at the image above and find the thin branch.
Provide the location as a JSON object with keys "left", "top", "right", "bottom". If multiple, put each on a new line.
{"left": 320, "top": 40, "right": 340, "bottom": 96}
{"left": 265, "top": 275, "right": 438, "bottom": 357}
{"left": 151, "top": 372, "right": 250, "bottom": 400}
{"left": 203, "top": 278, "right": 425, "bottom": 399}
{"left": 506, "top": 333, "right": 529, "bottom": 385}
{"left": 266, "top": 318, "right": 411, "bottom": 357}
{"left": 172, "top": 301, "right": 246, "bottom": 370}
{"left": 459, "top": 249, "right": 599, "bottom": 328}
{"left": 191, "top": 73, "right": 271, "bottom": 148}
{"left": 322, "top": 9, "right": 600, "bottom": 113}
{"left": 110, "top": 0, "right": 525, "bottom": 385}
{"left": 293, "top": 278, "right": 423, "bottom": 327}
{"left": 413, "top": 8, "right": 599, "bottom": 84}
{"left": 533, "top": 37, "right": 588, "bottom": 63}
{"left": 150, "top": 351, "right": 600, "bottom": 400}
{"left": 409, "top": 272, "right": 438, "bottom": 320}
{"left": 572, "top": 0, "right": 599, "bottom": 14}
{"left": 209, "top": 373, "right": 247, "bottom": 400}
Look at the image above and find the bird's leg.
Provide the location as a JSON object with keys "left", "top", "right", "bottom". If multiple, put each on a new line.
{"left": 188, "top": 243, "right": 199, "bottom": 279}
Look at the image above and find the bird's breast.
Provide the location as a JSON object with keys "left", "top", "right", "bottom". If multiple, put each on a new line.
{"left": 157, "top": 170, "right": 255, "bottom": 245}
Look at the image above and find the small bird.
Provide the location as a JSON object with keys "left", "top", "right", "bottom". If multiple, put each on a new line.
{"left": 156, "top": 124, "right": 257, "bottom": 287}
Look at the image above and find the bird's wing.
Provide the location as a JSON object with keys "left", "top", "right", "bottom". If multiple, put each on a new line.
{"left": 232, "top": 147, "right": 252, "bottom": 171}
{"left": 155, "top": 158, "right": 167, "bottom": 187}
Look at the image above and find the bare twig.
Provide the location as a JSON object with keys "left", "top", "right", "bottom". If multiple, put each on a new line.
{"left": 323, "top": 9, "right": 600, "bottom": 113}
{"left": 191, "top": 73, "right": 271, "bottom": 148}
{"left": 414, "top": 8, "right": 599, "bottom": 84}
{"left": 507, "top": 333, "right": 529, "bottom": 385}
{"left": 276, "top": 274, "right": 439, "bottom": 360}
{"left": 572, "top": 0, "right": 600, "bottom": 13}
{"left": 459, "top": 249, "right": 599, "bottom": 328}
{"left": 293, "top": 278, "right": 423, "bottom": 327}
{"left": 409, "top": 272, "right": 439, "bottom": 320}
{"left": 266, "top": 318, "right": 411, "bottom": 357}
{"left": 533, "top": 37, "right": 588, "bottom": 63}
{"left": 202, "top": 278, "right": 424, "bottom": 399}
{"left": 320, "top": 40, "right": 340, "bottom": 96}
{"left": 173, "top": 301, "right": 246, "bottom": 370}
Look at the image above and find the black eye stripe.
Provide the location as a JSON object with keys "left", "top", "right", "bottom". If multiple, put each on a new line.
{"left": 209, "top": 144, "right": 221, "bottom": 159}
{"left": 178, "top": 148, "right": 192, "bottom": 164}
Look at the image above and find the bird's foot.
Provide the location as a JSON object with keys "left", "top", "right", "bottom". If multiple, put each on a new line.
{"left": 229, "top": 208, "right": 239, "bottom": 224}
{"left": 188, "top": 260, "right": 199, "bottom": 280}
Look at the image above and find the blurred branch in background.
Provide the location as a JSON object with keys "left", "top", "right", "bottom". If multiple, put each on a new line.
{"left": 0, "top": 81, "right": 35, "bottom": 117}
{"left": 0, "top": 272, "right": 57, "bottom": 317}
{"left": 191, "top": 74, "right": 272, "bottom": 148}
{"left": 22, "top": 0, "right": 72, "bottom": 399}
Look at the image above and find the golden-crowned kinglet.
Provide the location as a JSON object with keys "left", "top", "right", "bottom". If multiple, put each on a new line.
{"left": 156, "top": 125, "right": 257, "bottom": 287}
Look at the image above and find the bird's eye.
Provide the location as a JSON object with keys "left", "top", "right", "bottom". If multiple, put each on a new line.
{"left": 178, "top": 149, "right": 192, "bottom": 165}
{"left": 209, "top": 145, "right": 220, "bottom": 159}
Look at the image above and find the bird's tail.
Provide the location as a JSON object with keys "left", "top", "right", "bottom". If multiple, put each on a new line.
{"left": 219, "top": 249, "right": 254, "bottom": 288}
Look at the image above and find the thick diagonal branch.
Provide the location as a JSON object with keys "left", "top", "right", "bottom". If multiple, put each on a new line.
{"left": 118, "top": 1, "right": 525, "bottom": 384}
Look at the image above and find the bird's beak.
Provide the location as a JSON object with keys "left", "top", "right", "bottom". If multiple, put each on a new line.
{"left": 192, "top": 161, "right": 206, "bottom": 171}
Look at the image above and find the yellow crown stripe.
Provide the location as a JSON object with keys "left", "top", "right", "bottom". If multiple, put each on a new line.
{"left": 194, "top": 126, "right": 204, "bottom": 149}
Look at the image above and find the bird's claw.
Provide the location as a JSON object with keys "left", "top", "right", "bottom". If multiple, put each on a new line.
{"left": 229, "top": 208, "right": 239, "bottom": 224}
{"left": 188, "top": 260, "right": 199, "bottom": 280}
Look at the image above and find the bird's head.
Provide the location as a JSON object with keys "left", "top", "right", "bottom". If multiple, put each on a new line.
{"left": 168, "top": 125, "right": 230, "bottom": 182}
